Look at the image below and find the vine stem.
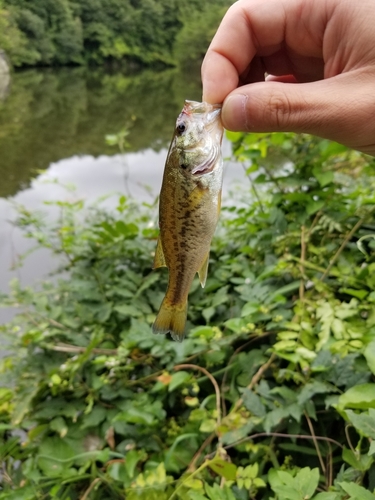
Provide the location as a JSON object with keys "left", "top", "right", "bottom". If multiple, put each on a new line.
{"left": 299, "top": 225, "right": 306, "bottom": 301}
{"left": 321, "top": 206, "right": 375, "bottom": 281}
{"left": 44, "top": 343, "right": 118, "bottom": 355}
{"left": 231, "top": 353, "right": 276, "bottom": 414}
{"left": 241, "top": 162, "right": 265, "bottom": 213}
{"left": 80, "top": 478, "right": 101, "bottom": 500}
{"left": 345, "top": 424, "right": 357, "bottom": 455}
{"left": 167, "top": 458, "right": 211, "bottom": 500}
{"left": 220, "top": 332, "right": 273, "bottom": 418}
{"left": 304, "top": 411, "right": 326, "bottom": 475}
{"left": 174, "top": 364, "right": 221, "bottom": 427}
{"left": 187, "top": 432, "right": 216, "bottom": 472}
{"left": 206, "top": 432, "right": 343, "bottom": 459}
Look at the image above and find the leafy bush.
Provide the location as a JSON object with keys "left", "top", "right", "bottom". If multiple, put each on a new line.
{"left": 1, "top": 132, "right": 375, "bottom": 499}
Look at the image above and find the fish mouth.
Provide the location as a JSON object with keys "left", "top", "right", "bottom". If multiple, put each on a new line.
{"left": 182, "top": 100, "right": 222, "bottom": 116}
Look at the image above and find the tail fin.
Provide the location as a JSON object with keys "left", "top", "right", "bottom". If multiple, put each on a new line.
{"left": 152, "top": 300, "right": 187, "bottom": 342}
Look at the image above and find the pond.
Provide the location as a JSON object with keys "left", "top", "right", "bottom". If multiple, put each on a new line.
{"left": 0, "top": 66, "right": 247, "bottom": 324}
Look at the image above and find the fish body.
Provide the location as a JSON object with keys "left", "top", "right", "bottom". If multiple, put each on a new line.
{"left": 152, "top": 100, "right": 224, "bottom": 342}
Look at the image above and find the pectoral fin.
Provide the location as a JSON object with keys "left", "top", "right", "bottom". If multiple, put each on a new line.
{"left": 153, "top": 236, "right": 166, "bottom": 269}
{"left": 197, "top": 252, "right": 210, "bottom": 288}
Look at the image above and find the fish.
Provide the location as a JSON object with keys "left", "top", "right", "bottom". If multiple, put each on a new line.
{"left": 152, "top": 100, "right": 224, "bottom": 342}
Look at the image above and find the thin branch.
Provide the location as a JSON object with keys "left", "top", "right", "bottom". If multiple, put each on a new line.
{"left": 231, "top": 353, "right": 276, "bottom": 414}
{"left": 304, "top": 411, "right": 326, "bottom": 475}
{"left": 174, "top": 364, "right": 221, "bottom": 427}
{"left": 241, "top": 162, "right": 265, "bottom": 213}
{"left": 168, "top": 458, "right": 211, "bottom": 500}
{"left": 48, "top": 318, "right": 68, "bottom": 329}
{"left": 43, "top": 343, "right": 118, "bottom": 355}
{"left": 299, "top": 225, "right": 306, "bottom": 301}
{"left": 345, "top": 424, "right": 357, "bottom": 455}
{"left": 321, "top": 207, "right": 375, "bottom": 281}
{"left": 220, "top": 332, "right": 272, "bottom": 418}
{"left": 327, "top": 441, "right": 333, "bottom": 489}
{"left": 263, "top": 164, "right": 283, "bottom": 191}
{"left": 187, "top": 432, "right": 216, "bottom": 472}
{"left": 307, "top": 211, "right": 321, "bottom": 237}
{"left": 206, "top": 431, "right": 343, "bottom": 459}
{"left": 80, "top": 477, "right": 101, "bottom": 500}
{"left": 28, "top": 311, "right": 68, "bottom": 330}
{"left": 103, "top": 459, "right": 125, "bottom": 469}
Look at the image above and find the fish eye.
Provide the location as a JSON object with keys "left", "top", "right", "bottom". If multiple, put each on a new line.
{"left": 177, "top": 122, "right": 186, "bottom": 134}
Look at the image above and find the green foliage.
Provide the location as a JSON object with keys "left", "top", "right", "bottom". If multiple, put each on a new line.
{"left": 2, "top": 132, "right": 375, "bottom": 498}
{"left": 0, "top": 0, "right": 233, "bottom": 68}
{"left": 174, "top": 1, "right": 230, "bottom": 71}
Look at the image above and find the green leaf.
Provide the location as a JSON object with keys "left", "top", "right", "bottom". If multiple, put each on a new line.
{"left": 12, "top": 385, "right": 40, "bottom": 426}
{"left": 205, "top": 483, "right": 236, "bottom": 500}
{"left": 269, "top": 281, "right": 300, "bottom": 300}
{"left": 189, "top": 492, "right": 208, "bottom": 500}
{"left": 135, "top": 273, "right": 160, "bottom": 298}
{"left": 125, "top": 450, "right": 145, "bottom": 479}
{"left": 339, "top": 288, "right": 368, "bottom": 300}
{"left": 225, "top": 130, "right": 243, "bottom": 142}
{"left": 298, "top": 381, "right": 331, "bottom": 406}
{"left": 339, "top": 481, "right": 375, "bottom": 500}
{"left": 345, "top": 409, "right": 375, "bottom": 439}
{"left": 81, "top": 406, "right": 107, "bottom": 429}
{"left": 306, "top": 200, "right": 325, "bottom": 215}
{"left": 115, "top": 304, "right": 142, "bottom": 317}
{"left": 242, "top": 389, "right": 266, "bottom": 417}
{"left": 338, "top": 384, "right": 375, "bottom": 411}
{"left": 268, "top": 467, "right": 319, "bottom": 500}
{"left": 169, "top": 371, "right": 190, "bottom": 392}
{"left": 295, "top": 467, "right": 319, "bottom": 499}
{"left": 313, "top": 494, "right": 342, "bottom": 500}
{"left": 312, "top": 167, "right": 334, "bottom": 187}
{"left": 342, "top": 446, "right": 373, "bottom": 471}
{"left": 208, "top": 457, "right": 237, "bottom": 480}
{"left": 357, "top": 234, "right": 375, "bottom": 256}
{"left": 37, "top": 437, "right": 81, "bottom": 478}
{"left": 49, "top": 417, "right": 68, "bottom": 438}
{"left": 268, "top": 469, "right": 302, "bottom": 500}
{"left": 369, "top": 441, "right": 375, "bottom": 456}
{"left": 241, "top": 302, "right": 258, "bottom": 317}
{"left": 199, "top": 418, "right": 216, "bottom": 433}
{"left": 364, "top": 341, "right": 375, "bottom": 376}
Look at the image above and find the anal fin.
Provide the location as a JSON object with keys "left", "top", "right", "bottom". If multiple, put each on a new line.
{"left": 197, "top": 251, "right": 210, "bottom": 288}
{"left": 153, "top": 236, "right": 167, "bottom": 269}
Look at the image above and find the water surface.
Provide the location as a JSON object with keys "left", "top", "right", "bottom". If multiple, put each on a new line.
{"left": 0, "top": 67, "right": 247, "bottom": 324}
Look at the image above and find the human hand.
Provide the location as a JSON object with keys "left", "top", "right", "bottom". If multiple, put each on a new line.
{"left": 202, "top": 0, "right": 375, "bottom": 155}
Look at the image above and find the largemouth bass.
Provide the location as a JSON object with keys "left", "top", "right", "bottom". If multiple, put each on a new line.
{"left": 152, "top": 100, "right": 224, "bottom": 342}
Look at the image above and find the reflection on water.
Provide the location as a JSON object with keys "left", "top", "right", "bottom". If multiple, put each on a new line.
{"left": 0, "top": 66, "right": 203, "bottom": 198}
{"left": 0, "top": 67, "right": 248, "bottom": 325}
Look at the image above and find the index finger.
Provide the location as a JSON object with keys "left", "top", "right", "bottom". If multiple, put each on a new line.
{"left": 201, "top": 0, "right": 324, "bottom": 104}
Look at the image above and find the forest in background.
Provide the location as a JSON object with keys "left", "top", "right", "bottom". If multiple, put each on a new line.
{"left": 0, "top": 0, "right": 232, "bottom": 68}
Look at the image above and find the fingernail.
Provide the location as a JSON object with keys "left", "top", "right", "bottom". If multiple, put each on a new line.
{"left": 222, "top": 94, "right": 248, "bottom": 131}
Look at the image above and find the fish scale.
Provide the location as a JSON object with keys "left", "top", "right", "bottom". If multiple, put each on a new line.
{"left": 152, "top": 100, "right": 224, "bottom": 342}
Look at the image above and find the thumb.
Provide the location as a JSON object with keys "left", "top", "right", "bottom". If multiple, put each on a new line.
{"left": 221, "top": 74, "right": 375, "bottom": 154}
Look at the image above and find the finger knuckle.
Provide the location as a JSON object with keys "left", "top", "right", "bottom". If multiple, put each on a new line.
{"left": 265, "top": 90, "right": 294, "bottom": 129}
